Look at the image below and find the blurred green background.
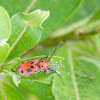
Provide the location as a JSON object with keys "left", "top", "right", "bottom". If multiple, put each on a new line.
{"left": 0, "top": 0, "right": 100, "bottom": 100}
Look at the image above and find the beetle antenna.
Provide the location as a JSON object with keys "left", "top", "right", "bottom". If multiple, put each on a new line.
{"left": 49, "top": 41, "right": 63, "bottom": 61}
{"left": 49, "top": 69, "right": 63, "bottom": 81}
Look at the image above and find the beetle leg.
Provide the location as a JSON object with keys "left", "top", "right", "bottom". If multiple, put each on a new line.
{"left": 44, "top": 69, "right": 50, "bottom": 74}
{"left": 48, "top": 68, "right": 63, "bottom": 81}
{"left": 30, "top": 71, "right": 41, "bottom": 83}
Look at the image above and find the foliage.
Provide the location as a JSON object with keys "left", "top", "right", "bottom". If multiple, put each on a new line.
{"left": 0, "top": 0, "right": 100, "bottom": 100}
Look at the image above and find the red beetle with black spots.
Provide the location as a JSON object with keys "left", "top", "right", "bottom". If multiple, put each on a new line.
{"left": 12, "top": 41, "right": 63, "bottom": 83}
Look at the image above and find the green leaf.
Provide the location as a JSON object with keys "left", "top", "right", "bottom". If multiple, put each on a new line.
{"left": 0, "top": 92, "right": 3, "bottom": 100}
{"left": 0, "top": 73, "right": 35, "bottom": 100}
{"left": 2, "top": 58, "right": 21, "bottom": 87}
{"left": 76, "top": 56, "right": 100, "bottom": 84}
{"left": 52, "top": 42, "right": 100, "bottom": 100}
{"left": 0, "top": 72, "right": 54, "bottom": 100}
{"left": 0, "top": 0, "right": 32, "bottom": 16}
{"left": 74, "top": 9, "right": 100, "bottom": 34}
{"left": 71, "top": 40, "right": 98, "bottom": 56}
{"left": 51, "top": 0, "right": 100, "bottom": 38}
{"left": 31, "top": 0, "right": 81, "bottom": 41}
{"left": 0, "top": 6, "right": 11, "bottom": 66}
{"left": 3, "top": 58, "right": 21, "bottom": 71}
{"left": 1, "top": 1, "right": 100, "bottom": 100}
{"left": 0, "top": 44, "right": 9, "bottom": 66}
{"left": 19, "top": 80, "right": 55, "bottom": 100}
{"left": 1, "top": 0, "right": 100, "bottom": 41}
{"left": 91, "top": 34, "right": 100, "bottom": 55}
{"left": 6, "top": 9, "right": 49, "bottom": 61}
{"left": 0, "top": 6, "right": 11, "bottom": 42}
{"left": 0, "top": 0, "right": 82, "bottom": 41}
{"left": 0, "top": 80, "right": 26, "bottom": 100}
{"left": 72, "top": 40, "right": 100, "bottom": 84}
{"left": 21, "top": 46, "right": 56, "bottom": 59}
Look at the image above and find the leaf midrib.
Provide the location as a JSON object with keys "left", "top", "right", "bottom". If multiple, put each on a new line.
{"left": 0, "top": 82, "right": 6, "bottom": 100}
{"left": 67, "top": 41, "right": 80, "bottom": 100}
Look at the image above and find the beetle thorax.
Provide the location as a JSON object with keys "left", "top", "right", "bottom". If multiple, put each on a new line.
{"left": 38, "top": 60, "right": 50, "bottom": 71}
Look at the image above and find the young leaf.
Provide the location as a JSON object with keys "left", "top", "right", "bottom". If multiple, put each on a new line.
{"left": 0, "top": 44, "right": 9, "bottom": 66}
{"left": 7, "top": 9, "right": 50, "bottom": 61}
{"left": 0, "top": 6, "right": 11, "bottom": 65}
{"left": 0, "top": 6, "right": 11, "bottom": 42}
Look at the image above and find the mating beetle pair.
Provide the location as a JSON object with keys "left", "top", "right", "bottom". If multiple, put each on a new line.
{"left": 12, "top": 41, "right": 63, "bottom": 83}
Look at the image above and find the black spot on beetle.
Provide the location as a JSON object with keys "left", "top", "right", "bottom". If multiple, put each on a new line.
{"left": 31, "top": 66, "right": 33, "bottom": 68}
{"left": 41, "top": 60, "right": 43, "bottom": 62}
{"left": 26, "top": 69, "right": 32, "bottom": 72}
{"left": 41, "top": 65, "right": 43, "bottom": 67}
{"left": 21, "top": 70, "right": 23, "bottom": 73}
{"left": 31, "top": 62, "right": 34, "bottom": 64}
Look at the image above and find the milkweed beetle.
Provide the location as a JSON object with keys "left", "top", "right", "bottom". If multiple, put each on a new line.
{"left": 12, "top": 41, "right": 63, "bottom": 83}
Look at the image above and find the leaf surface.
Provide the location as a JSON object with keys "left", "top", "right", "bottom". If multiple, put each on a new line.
{"left": 0, "top": 6, "right": 11, "bottom": 65}
{"left": 52, "top": 42, "right": 100, "bottom": 100}
{"left": 51, "top": 0, "right": 100, "bottom": 38}
{"left": 7, "top": 9, "right": 49, "bottom": 61}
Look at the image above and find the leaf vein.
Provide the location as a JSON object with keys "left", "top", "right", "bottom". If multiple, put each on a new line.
{"left": 67, "top": 41, "right": 80, "bottom": 100}
{"left": 8, "top": 11, "right": 43, "bottom": 56}
{"left": 0, "top": 82, "right": 7, "bottom": 100}
{"left": 24, "top": 0, "right": 37, "bottom": 14}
